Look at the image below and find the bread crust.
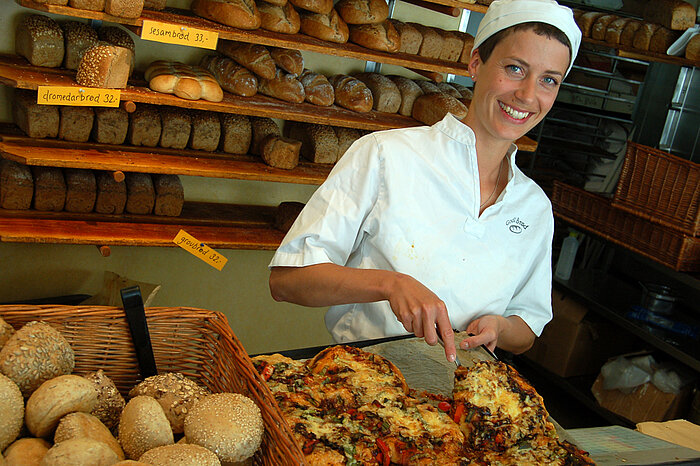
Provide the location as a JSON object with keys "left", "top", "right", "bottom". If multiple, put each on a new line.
{"left": 299, "top": 9, "right": 350, "bottom": 43}
{"left": 258, "top": 1, "right": 301, "bottom": 34}
{"left": 349, "top": 20, "right": 400, "bottom": 53}
{"left": 289, "top": 0, "right": 333, "bottom": 14}
{"left": 191, "top": 0, "right": 262, "bottom": 30}
{"left": 217, "top": 41, "right": 277, "bottom": 80}
{"left": 299, "top": 69, "right": 334, "bottom": 106}
{"left": 412, "top": 92, "right": 468, "bottom": 126}
{"left": 328, "top": 74, "right": 373, "bottom": 112}
{"left": 335, "top": 0, "right": 389, "bottom": 25}
{"left": 200, "top": 54, "right": 259, "bottom": 96}
{"left": 146, "top": 61, "right": 224, "bottom": 102}
{"left": 258, "top": 68, "right": 306, "bottom": 103}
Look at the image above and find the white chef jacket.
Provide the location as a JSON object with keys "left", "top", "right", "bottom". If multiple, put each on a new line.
{"left": 269, "top": 113, "right": 553, "bottom": 343}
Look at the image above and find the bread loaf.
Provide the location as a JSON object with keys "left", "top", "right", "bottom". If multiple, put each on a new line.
{"left": 335, "top": 0, "right": 389, "bottom": 25}
{"left": 251, "top": 116, "right": 282, "bottom": 155}
{"left": 153, "top": 174, "right": 184, "bottom": 217}
{"left": 414, "top": 79, "right": 440, "bottom": 94}
{"left": 299, "top": 9, "right": 350, "bottom": 43}
{"left": 329, "top": 74, "right": 373, "bottom": 112}
{"left": 64, "top": 168, "right": 97, "bottom": 213}
{"left": 412, "top": 92, "right": 468, "bottom": 126}
{"left": 0, "top": 160, "right": 33, "bottom": 210}
{"left": 620, "top": 20, "right": 643, "bottom": 46}
{"left": 92, "top": 107, "right": 128, "bottom": 144}
{"left": 220, "top": 113, "right": 252, "bottom": 154}
{"left": 69, "top": 0, "right": 105, "bottom": 10}
{"left": 200, "top": 54, "right": 258, "bottom": 97}
{"left": 76, "top": 43, "right": 132, "bottom": 88}
{"left": 410, "top": 23, "right": 443, "bottom": 59}
{"left": 274, "top": 201, "right": 304, "bottom": 231}
{"left": 82, "top": 369, "right": 125, "bottom": 432}
{"left": 633, "top": 23, "right": 662, "bottom": 50}
{"left": 438, "top": 30, "right": 464, "bottom": 62}
{"left": 146, "top": 61, "right": 224, "bottom": 102}
{"left": 686, "top": 34, "right": 700, "bottom": 61}
{"left": 591, "top": 15, "right": 619, "bottom": 41}
{"left": 42, "top": 437, "right": 119, "bottom": 465}
{"left": 118, "top": 396, "right": 174, "bottom": 460}
{"left": 128, "top": 103, "right": 161, "bottom": 147}
{"left": 436, "top": 82, "right": 461, "bottom": 99}
{"left": 95, "top": 171, "right": 127, "bottom": 214}
{"left": 0, "top": 373, "right": 23, "bottom": 452}
{"left": 217, "top": 41, "right": 277, "bottom": 80}
{"left": 189, "top": 110, "right": 221, "bottom": 152}
{"left": 286, "top": 121, "right": 338, "bottom": 163}
{"left": 124, "top": 173, "right": 155, "bottom": 214}
{"left": 604, "top": 17, "right": 632, "bottom": 44}
{"left": 59, "top": 106, "right": 94, "bottom": 142}
{"left": 0, "top": 317, "right": 15, "bottom": 347}
{"left": 61, "top": 21, "right": 99, "bottom": 70}
{"left": 16, "top": 14, "right": 64, "bottom": 68}
{"left": 299, "top": 69, "right": 334, "bottom": 106}
{"left": 32, "top": 166, "right": 66, "bottom": 212}
{"left": 97, "top": 26, "right": 135, "bottom": 75}
{"left": 576, "top": 12, "right": 606, "bottom": 38}
{"left": 260, "top": 135, "right": 302, "bottom": 169}
{"left": 2, "top": 437, "right": 51, "bottom": 465}
{"left": 257, "top": 1, "right": 301, "bottom": 34}
{"left": 104, "top": 0, "right": 144, "bottom": 18}
{"left": 390, "top": 19, "right": 422, "bottom": 54}
{"left": 159, "top": 107, "right": 191, "bottom": 149}
{"left": 349, "top": 21, "right": 400, "bottom": 52}
{"left": 643, "top": 0, "right": 696, "bottom": 30}
{"left": 270, "top": 47, "right": 304, "bottom": 76}
{"left": 387, "top": 75, "right": 423, "bottom": 116}
{"left": 54, "top": 412, "right": 125, "bottom": 460}
{"left": 333, "top": 126, "right": 362, "bottom": 159}
{"left": 144, "top": 0, "right": 167, "bottom": 9}
{"left": 258, "top": 68, "right": 306, "bottom": 103}
{"left": 353, "top": 72, "right": 400, "bottom": 113}
{"left": 13, "top": 89, "right": 60, "bottom": 139}
{"left": 649, "top": 27, "right": 681, "bottom": 53}
{"left": 191, "top": 0, "right": 262, "bottom": 30}
{"left": 139, "top": 444, "right": 221, "bottom": 466}
{"left": 457, "top": 31, "right": 475, "bottom": 64}
{"left": 289, "top": 0, "right": 333, "bottom": 14}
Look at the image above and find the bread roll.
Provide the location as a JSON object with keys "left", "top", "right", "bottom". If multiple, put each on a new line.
{"left": 619, "top": 20, "right": 643, "bottom": 47}
{"left": 390, "top": 19, "right": 422, "bottom": 54}
{"left": 16, "top": 14, "right": 64, "bottom": 68}
{"left": 76, "top": 43, "right": 132, "bottom": 89}
{"left": 643, "top": 0, "right": 696, "bottom": 30}
{"left": 335, "top": 0, "right": 389, "bottom": 25}
{"left": 104, "top": 0, "right": 144, "bottom": 18}
{"left": 260, "top": 135, "right": 302, "bottom": 169}
{"left": 200, "top": 54, "right": 259, "bottom": 97}
{"left": 128, "top": 103, "right": 162, "bottom": 147}
{"left": 125, "top": 172, "right": 155, "bottom": 215}
{"left": 25, "top": 374, "right": 98, "bottom": 438}
{"left": 353, "top": 72, "right": 400, "bottom": 113}
{"left": 0, "top": 373, "right": 23, "bottom": 452}
{"left": 191, "top": 0, "right": 262, "bottom": 30}
{"left": 289, "top": 0, "right": 332, "bottom": 14}
{"left": 269, "top": 47, "right": 304, "bottom": 76}
{"left": 258, "top": 68, "right": 306, "bottom": 103}
{"left": 299, "top": 9, "right": 349, "bottom": 43}
{"left": 250, "top": 116, "right": 282, "bottom": 155}
{"left": 146, "top": 61, "right": 224, "bottom": 102}
{"left": 54, "top": 412, "right": 125, "bottom": 460}
{"left": 217, "top": 41, "right": 276, "bottom": 80}
{"left": 153, "top": 174, "right": 184, "bottom": 217}
{"left": 92, "top": 107, "right": 128, "bottom": 144}
{"left": 95, "top": 170, "right": 127, "bottom": 214}
{"left": 633, "top": 23, "right": 661, "bottom": 50}
{"left": 13, "top": 89, "right": 60, "bottom": 139}
{"left": 387, "top": 75, "right": 423, "bottom": 116}
{"left": 190, "top": 110, "right": 221, "bottom": 152}
{"left": 139, "top": 444, "right": 221, "bottom": 466}
{"left": 299, "top": 69, "right": 334, "bottom": 106}
{"left": 119, "top": 395, "right": 174, "bottom": 460}
{"left": 3, "top": 437, "right": 51, "bottom": 466}
{"left": 257, "top": 1, "right": 301, "bottom": 34}
{"left": 42, "top": 437, "right": 119, "bottom": 465}
{"left": 649, "top": 27, "right": 681, "bottom": 53}
{"left": 591, "top": 15, "right": 619, "bottom": 41}
{"left": 83, "top": 369, "right": 126, "bottom": 432}
{"left": 184, "top": 393, "right": 264, "bottom": 464}
{"left": 412, "top": 92, "right": 468, "bottom": 126}
{"left": 686, "top": 34, "right": 700, "bottom": 62}
{"left": 0, "top": 321, "right": 74, "bottom": 397}
{"left": 61, "top": 21, "right": 99, "bottom": 70}
{"left": 220, "top": 113, "right": 252, "bottom": 154}
{"left": 32, "top": 166, "right": 66, "bottom": 212}
{"left": 59, "top": 106, "right": 94, "bottom": 142}
{"left": 329, "top": 74, "right": 373, "bottom": 112}
{"left": 348, "top": 20, "right": 400, "bottom": 53}
{"left": 64, "top": 168, "right": 97, "bottom": 213}
{"left": 0, "top": 160, "right": 33, "bottom": 210}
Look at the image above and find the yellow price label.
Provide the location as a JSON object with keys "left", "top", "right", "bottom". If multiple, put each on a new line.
{"left": 37, "top": 86, "right": 120, "bottom": 107}
{"left": 173, "top": 230, "right": 228, "bottom": 271}
{"left": 141, "top": 20, "right": 218, "bottom": 50}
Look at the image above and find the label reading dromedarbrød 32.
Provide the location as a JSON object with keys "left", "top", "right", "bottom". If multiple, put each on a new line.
{"left": 141, "top": 20, "right": 218, "bottom": 50}
{"left": 173, "top": 229, "right": 228, "bottom": 271}
{"left": 37, "top": 86, "right": 121, "bottom": 107}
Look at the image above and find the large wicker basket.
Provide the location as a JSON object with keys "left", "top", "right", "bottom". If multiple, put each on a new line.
{"left": 552, "top": 181, "right": 700, "bottom": 272}
{"left": 0, "top": 305, "right": 306, "bottom": 466}
{"left": 613, "top": 142, "right": 699, "bottom": 236}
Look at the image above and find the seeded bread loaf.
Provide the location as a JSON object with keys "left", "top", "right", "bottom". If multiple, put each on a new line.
{"left": 13, "top": 89, "right": 60, "bottom": 139}
{"left": 438, "top": 30, "right": 464, "bottom": 62}
{"left": 0, "top": 160, "right": 33, "bottom": 210}
{"left": 250, "top": 116, "right": 282, "bottom": 155}
{"left": 333, "top": 126, "right": 362, "bottom": 159}
{"left": 60, "top": 21, "right": 99, "bottom": 70}
{"left": 118, "top": 396, "right": 174, "bottom": 460}
{"left": 153, "top": 174, "right": 184, "bottom": 217}
{"left": 64, "top": 168, "right": 97, "bottom": 213}
{"left": 299, "top": 69, "right": 334, "bottom": 106}
{"left": 82, "top": 369, "right": 125, "bottom": 432}
{"left": 59, "top": 106, "right": 94, "bottom": 142}
{"left": 191, "top": 0, "right": 262, "bottom": 30}
{"left": 189, "top": 110, "right": 221, "bottom": 152}
{"left": 69, "top": 0, "right": 105, "bottom": 10}
{"left": 97, "top": 26, "right": 135, "bottom": 75}
{"left": 32, "top": 167, "right": 66, "bottom": 212}
{"left": 95, "top": 171, "right": 127, "bottom": 214}
{"left": 643, "top": 0, "right": 696, "bottom": 30}
{"left": 220, "top": 113, "right": 252, "bottom": 154}
{"left": 92, "top": 107, "right": 128, "bottom": 144}
{"left": 335, "top": 0, "right": 389, "bottom": 25}
{"left": 200, "top": 54, "right": 259, "bottom": 96}
{"left": 437, "top": 82, "right": 461, "bottom": 99}
{"left": 104, "top": 0, "right": 144, "bottom": 18}
{"left": 388, "top": 75, "right": 423, "bottom": 116}
{"left": 414, "top": 79, "right": 441, "bottom": 94}
{"left": 16, "top": 14, "right": 65, "bottom": 68}
{"left": 76, "top": 43, "right": 132, "bottom": 88}
{"left": 353, "top": 72, "right": 400, "bottom": 113}
{"left": 390, "top": 19, "right": 422, "bottom": 54}
{"left": 348, "top": 20, "right": 400, "bottom": 52}
{"left": 285, "top": 121, "right": 338, "bottom": 163}
{"left": 329, "top": 74, "right": 373, "bottom": 112}
{"left": 125, "top": 172, "right": 155, "bottom": 215}
{"left": 260, "top": 135, "right": 302, "bottom": 169}
{"left": 257, "top": 1, "right": 301, "bottom": 34}
{"left": 159, "top": 107, "right": 192, "bottom": 149}
{"left": 128, "top": 104, "right": 161, "bottom": 147}
{"left": 299, "top": 9, "right": 350, "bottom": 43}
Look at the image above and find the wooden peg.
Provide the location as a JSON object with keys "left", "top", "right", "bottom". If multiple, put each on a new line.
{"left": 121, "top": 100, "right": 136, "bottom": 113}
{"left": 97, "top": 245, "right": 111, "bottom": 257}
{"left": 112, "top": 171, "right": 125, "bottom": 182}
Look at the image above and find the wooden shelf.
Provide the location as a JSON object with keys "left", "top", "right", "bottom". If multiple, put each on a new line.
{"left": 0, "top": 129, "right": 332, "bottom": 185}
{"left": 0, "top": 202, "right": 286, "bottom": 249}
{"left": 583, "top": 37, "right": 699, "bottom": 68}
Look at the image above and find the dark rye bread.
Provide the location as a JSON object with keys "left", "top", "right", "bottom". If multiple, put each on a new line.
{"left": 32, "top": 166, "right": 66, "bottom": 212}
{"left": 95, "top": 171, "right": 127, "bottom": 214}
{"left": 189, "top": 110, "right": 221, "bottom": 152}
{"left": 60, "top": 21, "right": 99, "bottom": 70}
{"left": 64, "top": 168, "right": 97, "bottom": 213}
{"left": 59, "top": 106, "right": 94, "bottom": 142}
{"left": 159, "top": 107, "right": 191, "bottom": 149}
{"left": 16, "top": 14, "right": 65, "bottom": 68}
{"left": 104, "top": 0, "right": 144, "bottom": 19}
{"left": 0, "top": 160, "right": 33, "bottom": 210}
{"left": 13, "top": 89, "right": 60, "bottom": 139}
{"left": 128, "top": 104, "right": 161, "bottom": 147}
{"left": 220, "top": 113, "right": 252, "bottom": 154}
{"left": 353, "top": 72, "right": 400, "bottom": 113}
{"left": 92, "top": 107, "right": 128, "bottom": 144}
{"left": 125, "top": 172, "right": 155, "bottom": 214}
{"left": 285, "top": 121, "right": 338, "bottom": 163}
{"left": 333, "top": 126, "right": 362, "bottom": 160}
{"left": 153, "top": 174, "right": 184, "bottom": 217}
{"left": 250, "top": 116, "right": 281, "bottom": 155}
{"left": 274, "top": 201, "right": 305, "bottom": 232}
{"left": 260, "top": 135, "right": 302, "bottom": 169}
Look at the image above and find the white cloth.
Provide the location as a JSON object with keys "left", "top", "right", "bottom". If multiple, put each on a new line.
{"left": 472, "top": 0, "right": 582, "bottom": 76}
{"left": 270, "top": 114, "right": 554, "bottom": 343}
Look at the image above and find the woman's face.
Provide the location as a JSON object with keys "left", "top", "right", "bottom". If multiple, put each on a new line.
{"left": 466, "top": 28, "right": 570, "bottom": 144}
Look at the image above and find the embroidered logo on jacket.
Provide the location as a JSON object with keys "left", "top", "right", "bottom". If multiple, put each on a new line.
{"left": 506, "top": 217, "right": 529, "bottom": 234}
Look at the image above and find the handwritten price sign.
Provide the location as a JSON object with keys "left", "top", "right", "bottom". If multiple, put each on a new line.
{"left": 37, "top": 86, "right": 120, "bottom": 107}
{"left": 173, "top": 230, "right": 228, "bottom": 271}
{"left": 141, "top": 20, "right": 218, "bottom": 50}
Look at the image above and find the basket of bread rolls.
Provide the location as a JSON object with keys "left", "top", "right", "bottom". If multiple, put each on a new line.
{"left": 0, "top": 305, "right": 305, "bottom": 465}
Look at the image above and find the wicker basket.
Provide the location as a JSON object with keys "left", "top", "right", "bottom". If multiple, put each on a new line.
{"left": 552, "top": 181, "right": 700, "bottom": 272}
{"left": 613, "top": 142, "right": 699, "bottom": 236}
{"left": 0, "top": 305, "right": 306, "bottom": 466}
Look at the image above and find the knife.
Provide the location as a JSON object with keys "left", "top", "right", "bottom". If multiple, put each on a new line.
{"left": 436, "top": 331, "right": 499, "bottom": 366}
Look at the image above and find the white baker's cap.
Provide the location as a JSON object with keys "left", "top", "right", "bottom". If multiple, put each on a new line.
{"left": 472, "top": 0, "right": 582, "bottom": 76}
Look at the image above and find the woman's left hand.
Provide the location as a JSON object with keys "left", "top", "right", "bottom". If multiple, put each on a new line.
{"left": 460, "top": 315, "right": 536, "bottom": 354}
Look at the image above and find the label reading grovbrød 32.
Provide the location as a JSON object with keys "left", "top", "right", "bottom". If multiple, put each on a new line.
{"left": 37, "top": 86, "right": 120, "bottom": 107}
{"left": 173, "top": 229, "right": 228, "bottom": 271}
{"left": 141, "top": 20, "right": 218, "bottom": 50}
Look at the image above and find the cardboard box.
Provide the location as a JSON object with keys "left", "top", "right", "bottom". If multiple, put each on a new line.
{"left": 524, "top": 288, "right": 635, "bottom": 378}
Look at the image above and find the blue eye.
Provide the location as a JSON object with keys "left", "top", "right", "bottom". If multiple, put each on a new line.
{"left": 543, "top": 76, "right": 559, "bottom": 86}
{"left": 506, "top": 64, "right": 522, "bottom": 74}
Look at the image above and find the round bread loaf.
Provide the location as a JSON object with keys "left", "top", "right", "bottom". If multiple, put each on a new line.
{"left": 113, "top": 461, "right": 151, "bottom": 465}
{"left": 412, "top": 92, "right": 468, "bottom": 126}
{"left": 83, "top": 369, "right": 126, "bottom": 432}
{"left": 184, "top": 393, "right": 263, "bottom": 464}
{"left": 118, "top": 395, "right": 174, "bottom": 460}
{"left": 25, "top": 374, "right": 98, "bottom": 438}
{"left": 128, "top": 372, "right": 210, "bottom": 434}
{"left": 0, "top": 317, "right": 16, "bottom": 349}
{"left": 3, "top": 437, "right": 51, "bottom": 466}
{"left": 0, "top": 373, "right": 24, "bottom": 451}
{"left": 0, "top": 320, "right": 74, "bottom": 397}
{"left": 139, "top": 443, "right": 221, "bottom": 465}
{"left": 54, "top": 412, "right": 125, "bottom": 460}
{"left": 41, "top": 437, "right": 119, "bottom": 466}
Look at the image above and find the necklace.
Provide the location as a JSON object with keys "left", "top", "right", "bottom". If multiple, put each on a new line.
{"left": 480, "top": 158, "right": 504, "bottom": 210}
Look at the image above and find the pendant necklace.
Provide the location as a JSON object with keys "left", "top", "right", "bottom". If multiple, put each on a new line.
{"left": 480, "top": 158, "right": 504, "bottom": 210}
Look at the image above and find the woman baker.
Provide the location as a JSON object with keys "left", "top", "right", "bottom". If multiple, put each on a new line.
{"left": 268, "top": 0, "right": 582, "bottom": 363}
